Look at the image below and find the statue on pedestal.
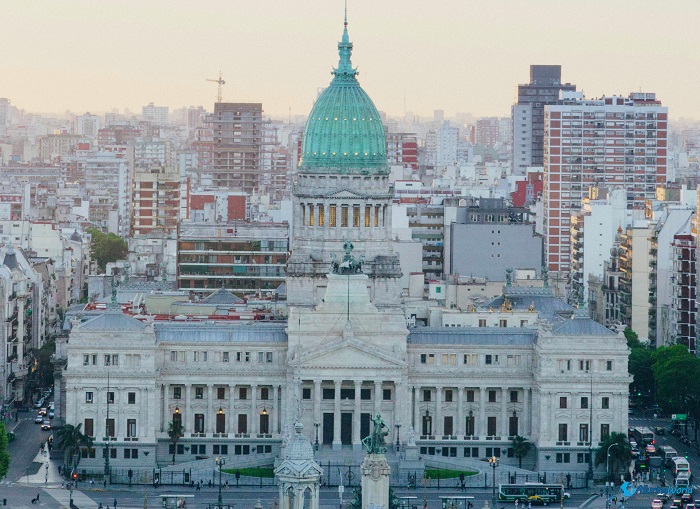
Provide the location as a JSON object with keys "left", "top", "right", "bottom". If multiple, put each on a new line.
{"left": 361, "top": 414, "right": 389, "bottom": 454}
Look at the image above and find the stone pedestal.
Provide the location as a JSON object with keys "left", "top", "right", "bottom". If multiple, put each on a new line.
{"left": 361, "top": 454, "right": 390, "bottom": 509}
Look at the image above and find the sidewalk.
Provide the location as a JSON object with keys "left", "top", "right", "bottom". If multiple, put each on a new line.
{"left": 18, "top": 440, "right": 63, "bottom": 488}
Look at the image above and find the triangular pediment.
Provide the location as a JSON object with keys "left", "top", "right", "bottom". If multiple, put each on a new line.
{"left": 326, "top": 189, "right": 366, "bottom": 199}
{"left": 293, "top": 336, "right": 406, "bottom": 369}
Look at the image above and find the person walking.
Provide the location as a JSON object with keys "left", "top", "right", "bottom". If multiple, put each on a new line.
{"left": 114, "top": 497, "right": 117, "bottom": 508}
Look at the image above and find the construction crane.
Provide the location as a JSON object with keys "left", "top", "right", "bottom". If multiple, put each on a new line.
{"left": 206, "top": 71, "right": 226, "bottom": 103}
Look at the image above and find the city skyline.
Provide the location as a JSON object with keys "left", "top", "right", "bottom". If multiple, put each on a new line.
{"left": 2, "top": 0, "right": 700, "bottom": 121}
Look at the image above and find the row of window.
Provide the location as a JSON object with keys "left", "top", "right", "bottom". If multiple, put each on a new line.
{"left": 420, "top": 446, "right": 522, "bottom": 459}
{"left": 559, "top": 396, "right": 612, "bottom": 409}
{"left": 420, "top": 353, "right": 523, "bottom": 366}
{"left": 300, "top": 387, "right": 393, "bottom": 401}
{"left": 85, "top": 391, "right": 137, "bottom": 404}
{"left": 421, "top": 388, "right": 520, "bottom": 403}
{"left": 302, "top": 204, "right": 385, "bottom": 228}
{"left": 172, "top": 386, "right": 270, "bottom": 400}
{"left": 80, "top": 447, "right": 140, "bottom": 460}
{"left": 558, "top": 359, "right": 614, "bottom": 371}
{"left": 172, "top": 412, "right": 268, "bottom": 434}
{"left": 83, "top": 418, "right": 137, "bottom": 438}
{"left": 83, "top": 353, "right": 136, "bottom": 367}
{"left": 170, "top": 351, "right": 273, "bottom": 364}
{"left": 169, "top": 443, "right": 272, "bottom": 456}
{"left": 557, "top": 423, "right": 611, "bottom": 442}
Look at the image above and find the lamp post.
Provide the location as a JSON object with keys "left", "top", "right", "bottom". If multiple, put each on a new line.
{"left": 216, "top": 457, "right": 226, "bottom": 509}
{"left": 605, "top": 443, "right": 618, "bottom": 509}
{"left": 489, "top": 455, "right": 499, "bottom": 507}
{"left": 395, "top": 421, "right": 401, "bottom": 451}
{"left": 314, "top": 421, "right": 320, "bottom": 451}
{"left": 587, "top": 368, "right": 594, "bottom": 483}
{"left": 143, "top": 450, "right": 150, "bottom": 509}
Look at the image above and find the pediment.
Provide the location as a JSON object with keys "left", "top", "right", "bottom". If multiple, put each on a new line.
{"left": 292, "top": 336, "right": 406, "bottom": 369}
{"left": 325, "top": 189, "right": 365, "bottom": 199}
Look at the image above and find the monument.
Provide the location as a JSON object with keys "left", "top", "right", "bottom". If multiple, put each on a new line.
{"left": 275, "top": 422, "right": 323, "bottom": 509}
{"left": 360, "top": 414, "right": 391, "bottom": 509}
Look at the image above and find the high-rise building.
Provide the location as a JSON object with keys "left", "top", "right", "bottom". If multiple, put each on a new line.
{"left": 203, "top": 103, "right": 264, "bottom": 192}
{"left": 386, "top": 132, "right": 418, "bottom": 172}
{"left": 543, "top": 92, "right": 668, "bottom": 273}
{"left": 475, "top": 117, "right": 501, "bottom": 148}
{"left": 76, "top": 113, "right": 101, "bottom": 138}
{"left": 512, "top": 65, "right": 576, "bottom": 175}
{"left": 131, "top": 167, "right": 181, "bottom": 236}
{"left": 142, "top": 102, "right": 169, "bottom": 126}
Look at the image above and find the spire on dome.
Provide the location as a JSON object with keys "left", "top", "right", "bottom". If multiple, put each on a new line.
{"left": 333, "top": 0, "right": 356, "bottom": 80}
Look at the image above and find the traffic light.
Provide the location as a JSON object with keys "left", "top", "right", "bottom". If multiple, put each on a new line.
{"left": 71, "top": 471, "right": 78, "bottom": 480}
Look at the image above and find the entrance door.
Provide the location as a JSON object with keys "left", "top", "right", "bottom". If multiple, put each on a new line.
{"left": 360, "top": 413, "right": 371, "bottom": 441}
{"left": 341, "top": 413, "right": 352, "bottom": 444}
{"left": 323, "top": 413, "right": 334, "bottom": 444}
{"left": 238, "top": 414, "right": 248, "bottom": 434}
{"left": 259, "top": 414, "right": 270, "bottom": 434}
{"left": 422, "top": 414, "right": 432, "bottom": 436}
{"left": 444, "top": 416, "right": 453, "bottom": 436}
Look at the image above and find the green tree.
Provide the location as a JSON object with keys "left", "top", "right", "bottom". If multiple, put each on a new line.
{"left": 55, "top": 424, "right": 93, "bottom": 470}
{"left": 86, "top": 228, "right": 128, "bottom": 272}
{"left": 35, "top": 340, "right": 56, "bottom": 390}
{"left": 0, "top": 422, "right": 10, "bottom": 480}
{"left": 512, "top": 435, "right": 532, "bottom": 469}
{"left": 652, "top": 346, "right": 700, "bottom": 414}
{"left": 167, "top": 418, "right": 184, "bottom": 465}
{"left": 629, "top": 346, "right": 655, "bottom": 400}
{"left": 624, "top": 327, "right": 641, "bottom": 349}
{"left": 595, "top": 432, "right": 631, "bottom": 481}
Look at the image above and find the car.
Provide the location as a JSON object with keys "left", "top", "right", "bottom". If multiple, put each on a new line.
{"left": 38, "top": 407, "right": 47, "bottom": 416}
{"left": 563, "top": 492, "right": 571, "bottom": 500}
{"left": 527, "top": 496, "right": 545, "bottom": 505}
{"left": 653, "top": 499, "right": 664, "bottom": 509}
{"left": 34, "top": 415, "right": 44, "bottom": 424}
{"left": 657, "top": 493, "right": 670, "bottom": 503}
{"left": 41, "top": 420, "right": 51, "bottom": 430}
{"left": 686, "top": 503, "right": 695, "bottom": 509}
{"left": 631, "top": 448, "right": 640, "bottom": 458}
{"left": 671, "top": 500, "right": 682, "bottom": 509}
{"left": 681, "top": 494, "right": 693, "bottom": 504}
{"left": 655, "top": 426, "right": 665, "bottom": 435}
{"left": 48, "top": 411, "right": 54, "bottom": 419}
{"left": 34, "top": 400, "right": 42, "bottom": 409}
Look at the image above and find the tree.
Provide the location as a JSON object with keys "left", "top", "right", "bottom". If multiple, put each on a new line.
{"left": 624, "top": 328, "right": 641, "bottom": 349}
{"left": 0, "top": 422, "right": 10, "bottom": 480}
{"left": 86, "top": 228, "right": 128, "bottom": 272}
{"left": 652, "top": 346, "right": 700, "bottom": 414}
{"left": 629, "top": 345, "right": 655, "bottom": 401}
{"left": 594, "top": 432, "right": 631, "bottom": 481}
{"left": 512, "top": 435, "right": 532, "bottom": 469}
{"left": 167, "top": 418, "right": 184, "bottom": 465}
{"left": 55, "top": 424, "right": 93, "bottom": 470}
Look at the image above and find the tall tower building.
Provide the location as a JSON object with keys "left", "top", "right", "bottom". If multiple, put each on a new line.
{"left": 287, "top": 14, "right": 402, "bottom": 307}
{"left": 203, "top": 103, "right": 263, "bottom": 192}
{"left": 512, "top": 65, "right": 576, "bottom": 175}
{"left": 543, "top": 92, "right": 668, "bottom": 273}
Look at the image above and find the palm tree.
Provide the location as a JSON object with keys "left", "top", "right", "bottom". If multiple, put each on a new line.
{"left": 55, "top": 424, "right": 93, "bottom": 472}
{"left": 512, "top": 435, "right": 532, "bottom": 469}
{"left": 595, "top": 432, "right": 631, "bottom": 481}
{"left": 167, "top": 418, "right": 184, "bottom": 465}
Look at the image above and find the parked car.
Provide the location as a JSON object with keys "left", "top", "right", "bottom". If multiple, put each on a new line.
{"left": 652, "top": 499, "right": 664, "bottom": 509}
{"left": 34, "top": 415, "right": 44, "bottom": 424}
{"left": 48, "top": 410, "right": 54, "bottom": 419}
{"left": 41, "top": 420, "right": 51, "bottom": 430}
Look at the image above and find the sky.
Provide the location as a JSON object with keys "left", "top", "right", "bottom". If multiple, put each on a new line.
{"left": 2, "top": 0, "right": 699, "bottom": 121}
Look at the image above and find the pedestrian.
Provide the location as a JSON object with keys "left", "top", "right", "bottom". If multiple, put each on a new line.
{"left": 104, "top": 479, "right": 107, "bottom": 488}
{"left": 528, "top": 501, "right": 531, "bottom": 509}
{"left": 99, "top": 503, "right": 103, "bottom": 509}
{"left": 58, "top": 465, "right": 62, "bottom": 475}
{"left": 196, "top": 483, "right": 201, "bottom": 491}
{"left": 114, "top": 497, "right": 117, "bottom": 508}
{"left": 36, "top": 493, "right": 40, "bottom": 502}
{"left": 225, "top": 479, "right": 229, "bottom": 488}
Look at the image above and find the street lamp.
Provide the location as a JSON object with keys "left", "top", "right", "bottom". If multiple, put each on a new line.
{"left": 216, "top": 457, "right": 226, "bottom": 508}
{"left": 489, "top": 455, "right": 499, "bottom": 507}
{"left": 605, "top": 443, "right": 618, "bottom": 509}
{"left": 587, "top": 368, "right": 594, "bottom": 483}
{"left": 314, "top": 421, "right": 320, "bottom": 451}
{"left": 395, "top": 421, "right": 401, "bottom": 451}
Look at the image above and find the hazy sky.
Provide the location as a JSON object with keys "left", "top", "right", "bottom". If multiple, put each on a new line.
{"left": 2, "top": 0, "right": 699, "bottom": 121}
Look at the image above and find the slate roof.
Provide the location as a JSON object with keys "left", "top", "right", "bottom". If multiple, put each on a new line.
{"left": 78, "top": 310, "right": 147, "bottom": 331}
{"left": 201, "top": 288, "right": 244, "bottom": 305}
{"left": 552, "top": 317, "right": 617, "bottom": 336}
{"left": 408, "top": 327, "right": 536, "bottom": 346}
{"left": 155, "top": 322, "right": 287, "bottom": 343}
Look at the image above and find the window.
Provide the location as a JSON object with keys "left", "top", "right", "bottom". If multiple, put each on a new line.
{"left": 341, "top": 206, "right": 348, "bottom": 227}
{"left": 126, "top": 419, "right": 136, "bottom": 437}
{"left": 466, "top": 390, "right": 474, "bottom": 402}
{"left": 195, "top": 387, "right": 204, "bottom": 399}
{"left": 579, "top": 359, "right": 591, "bottom": 371}
{"left": 81, "top": 447, "right": 96, "bottom": 459}
{"left": 353, "top": 205, "right": 360, "bottom": 227}
{"left": 245, "top": 352, "right": 250, "bottom": 362}
{"left": 488, "top": 390, "right": 496, "bottom": 403}
{"left": 602, "top": 397, "right": 610, "bottom": 409}
{"left": 556, "top": 453, "right": 570, "bottom": 463}
{"left": 85, "top": 392, "right": 93, "bottom": 404}
{"left": 173, "top": 387, "right": 182, "bottom": 399}
{"left": 559, "top": 397, "right": 568, "bottom": 409}
{"left": 581, "top": 397, "right": 588, "bottom": 409}
{"left": 601, "top": 424, "right": 610, "bottom": 440}
{"left": 84, "top": 418, "right": 94, "bottom": 437}
{"left": 302, "top": 388, "right": 311, "bottom": 400}
{"left": 217, "top": 387, "right": 226, "bottom": 400}
{"left": 441, "top": 353, "right": 456, "bottom": 366}
{"left": 558, "top": 423, "right": 568, "bottom": 442}
{"left": 107, "top": 391, "right": 114, "bottom": 404}
{"left": 124, "top": 448, "right": 138, "bottom": 459}
{"left": 170, "top": 351, "right": 177, "bottom": 362}
{"left": 464, "top": 447, "right": 479, "bottom": 458}
{"left": 420, "top": 353, "right": 435, "bottom": 365}
{"left": 485, "top": 355, "right": 499, "bottom": 365}
{"left": 106, "top": 418, "right": 115, "bottom": 437}
{"left": 193, "top": 351, "right": 207, "bottom": 362}
{"left": 365, "top": 205, "right": 371, "bottom": 227}
{"left": 239, "top": 388, "right": 247, "bottom": 400}
{"left": 260, "top": 387, "right": 269, "bottom": 400}
{"left": 83, "top": 354, "right": 90, "bottom": 366}
{"left": 510, "top": 391, "right": 518, "bottom": 403}
{"left": 258, "top": 352, "right": 264, "bottom": 363}
{"left": 466, "top": 414, "right": 475, "bottom": 436}
{"left": 579, "top": 423, "right": 589, "bottom": 442}
{"left": 213, "top": 444, "right": 229, "bottom": 455}
{"left": 309, "top": 204, "right": 314, "bottom": 226}
{"left": 318, "top": 204, "right": 324, "bottom": 226}
{"left": 444, "top": 390, "right": 453, "bottom": 402}
{"left": 487, "top": 417, "right": 497, "bottom": 437}
{"left": 577, "top": 452, "right": 590, "bottom": 464}
{"left": 509, "top": 415, "right": 518, "bottom": 436}
{"left": 329, "top": 205, "right": 337, "bottom": 227}
{"left": 322, "top": 388, "right": 335, "bottom": 399}
{"left": 361, "top": 389, "right": 372, "bottom": 400}
{"left": 383, "top": 389, "right": 392, "bottom": 401}
{"left": 478, "top": 319, "right": 486, "bottom": 327}
{"left": 507, "top": 355, "right": 522, "bottom": 366}
{"left": 606, "top": 360, "right": 613, "bottom": 371}
{"left": 423, "top": 389, "right": 431, "bottom": 402}
{"left": 499, "top": 319, "right": 508, "bottom": 327}
{"left": 222, "top": 352, "right": 230, "bottom": 363}
{"left": 194, "top": 414, "right": 205, "bottom": 433}
{"left": 216, "top": 413, "right": 226, "bottom": 433}
{"left": 464, "top": 354, "right": 478, "bottom": 365}
{"left": 266, "top": 352, "right": 273, "bottom": 363}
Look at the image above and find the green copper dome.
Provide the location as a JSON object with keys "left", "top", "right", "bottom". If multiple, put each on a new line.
{"left": 300, "top": 17, "right": 386, "bottom": 172}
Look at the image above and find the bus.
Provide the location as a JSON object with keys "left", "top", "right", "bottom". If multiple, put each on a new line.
{"left": 439, "top": 495, "right": 475, "bottom": 509}
{"left": 633, "top": 427, "right": 655, "bottom": 446}
{"left": 498, "top": 484, "right": 565, "bottom": 505}
{"left": 672, "top": 457, "right": 691, "bottom": 478}
{"left": 662, "top": 447, "right": 678, "bottom": 466}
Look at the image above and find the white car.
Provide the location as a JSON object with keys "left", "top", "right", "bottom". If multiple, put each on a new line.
{"left": 34, "top": 415, "right": 44, "bottom": 424}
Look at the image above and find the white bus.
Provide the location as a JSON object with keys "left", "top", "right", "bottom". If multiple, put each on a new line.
{"left": 662, "top": 447, "right": 678, "bottom": 465}
{"left": 672, "top": 457, "right": 691, "bottom": 477}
